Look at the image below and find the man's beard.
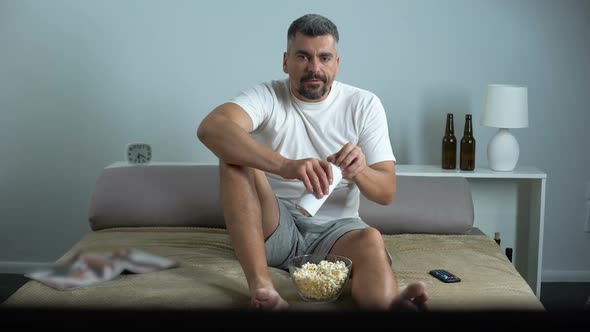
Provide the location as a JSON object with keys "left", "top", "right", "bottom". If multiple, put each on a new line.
{"left": 298, "top": 73, "right": 328, "bottom": 100}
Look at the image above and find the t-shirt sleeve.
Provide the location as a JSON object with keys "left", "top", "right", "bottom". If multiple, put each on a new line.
{"left": 229, "top": 83, "right": 274, "bottom": 131}
{"left": 358, "top": 95, "right": 396, "bottom": 166}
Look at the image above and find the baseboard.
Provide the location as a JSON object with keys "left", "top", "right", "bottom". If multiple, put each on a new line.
{"left": 542, "top": 270, "right": 590, "bottom": 282}
{"left": 0, "top": 261, "right": 52, "bottom": 275}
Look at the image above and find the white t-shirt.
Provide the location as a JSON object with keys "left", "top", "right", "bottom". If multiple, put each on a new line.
{"left": 230, "top": 78, "right": 395, "bottom": 223}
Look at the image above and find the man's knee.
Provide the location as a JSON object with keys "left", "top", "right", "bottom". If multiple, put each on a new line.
{"left": 357, "top": 227, "right": 387, "bottom": 255}
{"left": 219, "top": 162, "right": 256, "bottom": 183}
{"left": 335, "top": 227, "right": 385, "bottom": 253}
{"left": 220, "top": 161, "right": 247, "bottom": 174}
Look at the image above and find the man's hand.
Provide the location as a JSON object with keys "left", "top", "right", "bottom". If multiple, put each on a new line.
{"left": 327, "top": 143, "right": 367, "bottom": 179}
{"left": 279, "top": 158, "right": 333, "bottom": 199}
{"left": 329, "top": 144, "right": 395, "bottom": 205}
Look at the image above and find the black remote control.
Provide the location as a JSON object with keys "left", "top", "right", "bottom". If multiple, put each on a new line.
{"left": 429, "top": 269, "right": 461, "bottom": 283}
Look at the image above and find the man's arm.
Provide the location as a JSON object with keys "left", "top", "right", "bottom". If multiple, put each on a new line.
{"left": 352, "top": 161, "right": 396, "bottom": 205}
{"left": 197, "top": 102, "right": 333, "bottom": 197}
{"left": 197, "top": 102, "right": 284, "bottom": 173}
{"left": 328, "top": 144, "right": 396, "bottom": 205}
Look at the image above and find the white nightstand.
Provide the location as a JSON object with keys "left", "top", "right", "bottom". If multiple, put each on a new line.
{"left": 396, "top": 164, "right": 547, "bottom": 298}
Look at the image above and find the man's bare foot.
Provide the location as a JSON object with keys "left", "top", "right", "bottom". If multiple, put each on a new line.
{"left": 391, "top": 281, "right": 430, "bottom": 312}
{"left": 250, "top": 287, "right": 289, "bottom": 311}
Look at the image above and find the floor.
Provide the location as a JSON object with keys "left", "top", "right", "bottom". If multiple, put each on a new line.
{"left": 537, "top": 282, "right": 590, "bottom": 311}
{"left": 0, "top": 273, "right": 588, "bottom": 311}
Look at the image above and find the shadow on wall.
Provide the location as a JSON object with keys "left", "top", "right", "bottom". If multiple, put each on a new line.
{"left": 420, "top": 86, "right": 471, "bottom": 165}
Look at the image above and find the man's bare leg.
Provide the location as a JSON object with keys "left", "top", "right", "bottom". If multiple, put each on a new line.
{"left": 219, "top": 162, "right": 288, "bottom": 311}
{"left": 329, "top": 227, "right": 430, "bottom": 311}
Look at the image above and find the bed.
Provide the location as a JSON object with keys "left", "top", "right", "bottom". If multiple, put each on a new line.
{"left": 1, "top": 163, "right": 544, "bottom": 312}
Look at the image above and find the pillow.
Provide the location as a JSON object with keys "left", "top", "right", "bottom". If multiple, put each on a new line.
{"left": 359, "top": 176, "right": 474, "bottom": 234}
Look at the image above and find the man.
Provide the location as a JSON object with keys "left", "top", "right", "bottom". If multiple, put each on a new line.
{"left": 197, "top": 14, "right": 429, "bottom": 311}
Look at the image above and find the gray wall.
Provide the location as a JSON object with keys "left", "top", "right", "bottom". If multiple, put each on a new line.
{"left": 1, "top": 0, "right": 589, "bottom": 280}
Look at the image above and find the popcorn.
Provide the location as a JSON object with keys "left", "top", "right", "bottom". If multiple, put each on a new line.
{"left": 292, "top": 259, "right": 349, "bottom": 300}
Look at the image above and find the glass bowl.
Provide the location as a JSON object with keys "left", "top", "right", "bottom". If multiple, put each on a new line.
{"left": 287, "top": 254, "right": 352, "bottom": 303}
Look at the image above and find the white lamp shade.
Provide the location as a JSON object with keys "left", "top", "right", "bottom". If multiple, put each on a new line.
{"left": 482, "top": 84, "right": 529, "bottom": 128}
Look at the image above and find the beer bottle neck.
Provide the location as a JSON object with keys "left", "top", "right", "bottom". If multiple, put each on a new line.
{"left": 446, "top": 114, "right": 454, "bottom": 134}
{"left": 464, "top": 115, "right": 472, "bottom": 135}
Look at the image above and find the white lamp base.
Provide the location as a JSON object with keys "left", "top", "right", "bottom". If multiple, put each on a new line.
{"left": 487, "top": 128, "right": 520, "bottom": 171}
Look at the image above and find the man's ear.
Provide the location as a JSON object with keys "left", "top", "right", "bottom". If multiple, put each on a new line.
{"left": 283, "top": 52, "right": 288, "bottom": 74}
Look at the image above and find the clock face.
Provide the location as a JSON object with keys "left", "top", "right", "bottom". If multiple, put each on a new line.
{"left": 127, "top": 143, "right": 152, "bottom": 164}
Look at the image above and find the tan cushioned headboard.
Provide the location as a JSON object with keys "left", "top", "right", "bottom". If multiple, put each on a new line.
{"left": 359, "top": 176, "right": 474, "bottom": 234}
{"left": 89, "top": 165, "right": 225, "bottom": 231}
{"left": 88, "top": 164, "right": 473, "bottom": 234}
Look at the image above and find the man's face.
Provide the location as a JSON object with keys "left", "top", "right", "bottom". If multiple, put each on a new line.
{"left": 283, "top": 32, "right": 340, "bottom": 102}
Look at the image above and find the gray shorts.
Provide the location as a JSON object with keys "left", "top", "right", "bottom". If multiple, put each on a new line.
{"left": 264, "top": 197, "right": 370, "bottom": 270}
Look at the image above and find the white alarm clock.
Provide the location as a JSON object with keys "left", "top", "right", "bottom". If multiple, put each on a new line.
{"left": 126, "top": 143, "right": 152, "bottom": 164}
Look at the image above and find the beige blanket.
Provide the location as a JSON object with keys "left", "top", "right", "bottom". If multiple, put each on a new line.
{"left": 3, "top": 227, "right": 544, "bottom": 311}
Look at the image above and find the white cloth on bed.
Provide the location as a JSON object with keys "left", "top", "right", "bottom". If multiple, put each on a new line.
{"left": 25, "top": 249, "right": 178, "bottom": 290}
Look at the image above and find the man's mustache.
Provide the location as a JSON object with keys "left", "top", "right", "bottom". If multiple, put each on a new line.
{"left": 301, "top": 73, "right": 327, "bottom": 83}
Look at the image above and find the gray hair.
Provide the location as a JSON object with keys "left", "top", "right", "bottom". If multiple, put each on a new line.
{"left": 287, "top": 14, "right": 339, "bottom": 50}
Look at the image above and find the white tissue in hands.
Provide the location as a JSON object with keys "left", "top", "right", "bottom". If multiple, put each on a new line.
{"left": 295, "top": 163, "right": 342, "bottom": 217}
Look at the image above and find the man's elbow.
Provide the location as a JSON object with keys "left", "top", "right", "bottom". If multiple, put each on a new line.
{"left": 376, "top": 190, "right": 396, "bottom": 206}
{"left": 196, "top": 119, "right": 212, "bottom": 144}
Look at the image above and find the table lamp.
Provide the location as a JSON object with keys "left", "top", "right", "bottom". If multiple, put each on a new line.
{"left": 481, "top": 84, "right": 528, "bottom": 171}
